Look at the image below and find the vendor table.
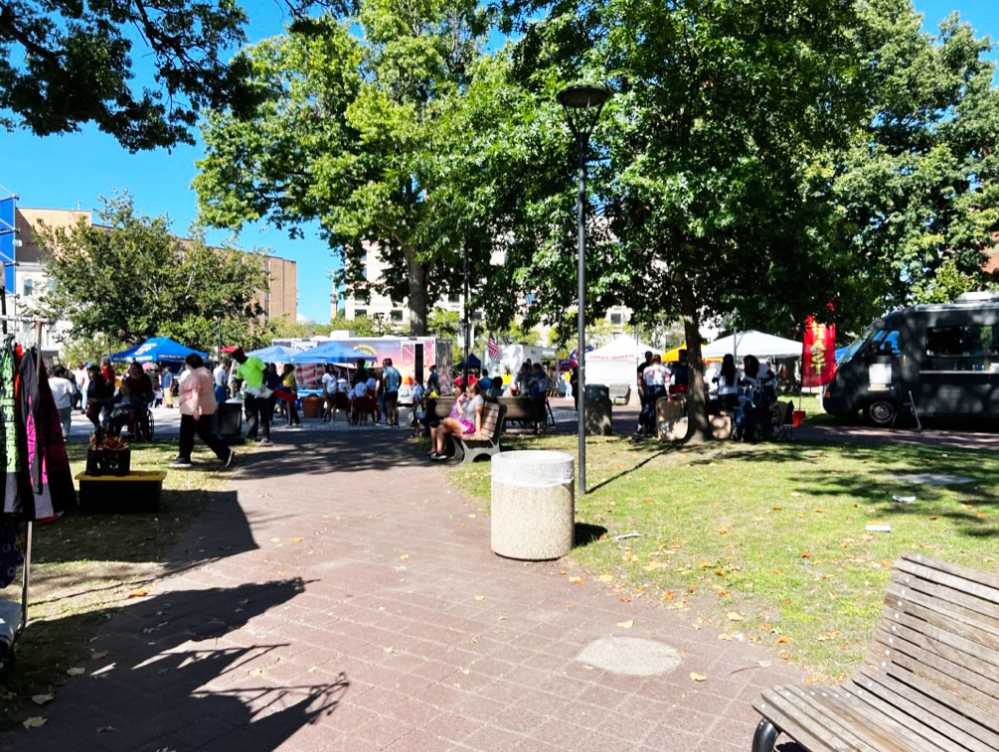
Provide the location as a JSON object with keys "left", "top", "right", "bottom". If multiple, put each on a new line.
{"left": 75, "top": 471, "right": 167, "bottom": 513}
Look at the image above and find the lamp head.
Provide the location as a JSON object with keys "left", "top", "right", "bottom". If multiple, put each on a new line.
{"left": 556, "top": 85, "right": 611, "bottom": 141}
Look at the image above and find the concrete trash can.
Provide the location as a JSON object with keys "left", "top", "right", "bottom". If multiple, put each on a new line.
{"left": 491, "top": 450, "right": 575, "bottom": 560}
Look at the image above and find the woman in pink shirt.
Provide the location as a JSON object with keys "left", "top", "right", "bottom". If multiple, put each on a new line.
{"left": 171, "top": 353, "right": 235, "bottom": 468}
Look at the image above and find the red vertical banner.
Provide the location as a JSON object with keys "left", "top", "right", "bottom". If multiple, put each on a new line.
{"left": 802, "top": 316, "right": 836, "bottom": 387}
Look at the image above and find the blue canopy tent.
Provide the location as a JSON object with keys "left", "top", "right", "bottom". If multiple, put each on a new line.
{"left": 288, "top": 341, "right": 363, "bottom": 364}
{"left": 246, "top": 344, "right": 299, "bottom": 362}
{"left": 111, "top": 337, "right": 208, "bottom": 363}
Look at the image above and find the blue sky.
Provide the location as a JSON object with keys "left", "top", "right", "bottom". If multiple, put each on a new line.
{"left": 0, "top": 0, "right": 995, "bottom": 322}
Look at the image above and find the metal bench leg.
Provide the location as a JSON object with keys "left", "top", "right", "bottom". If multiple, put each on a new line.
{"left": 752, "top": 719, "right": 779, "bottom": 752}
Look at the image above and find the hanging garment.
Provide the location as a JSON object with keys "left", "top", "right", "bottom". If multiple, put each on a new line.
{"left": 0, "top": 516, "right": 20, "bottom": 588}
{"left": 0, "top": 341, "right": 28, "bottom": 517}
{"left": 20, "top": 352, "right": 76, "bottom": 520}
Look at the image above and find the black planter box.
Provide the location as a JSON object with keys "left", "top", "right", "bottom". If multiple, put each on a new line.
{"left": 75, "top": 471, "right": 166, "bottom": 513}
{"left": 85, "top": 447, "right": 131, "bottom": 476}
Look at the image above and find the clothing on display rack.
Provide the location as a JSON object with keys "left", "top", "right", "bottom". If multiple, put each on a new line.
{"left": 19, "top": 350, "right": 76, "bottom": 521}
{"left": 0, "top": 339, "right": 29, "bottom": 516}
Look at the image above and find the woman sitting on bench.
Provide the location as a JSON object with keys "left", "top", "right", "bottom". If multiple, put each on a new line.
{"left": 430, "top": 382, "right": 483, "bottom": 460}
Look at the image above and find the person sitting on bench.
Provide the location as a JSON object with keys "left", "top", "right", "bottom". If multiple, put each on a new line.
{"left": 430, "top": 382, "right": 483, "bottom": 460}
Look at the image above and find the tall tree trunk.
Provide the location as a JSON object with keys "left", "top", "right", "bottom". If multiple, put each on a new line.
{"left": 405, "top": 247, "right": 429, "bottom": 335}
{"left": 675, "top": 273, "right": 711, "bottom": 442}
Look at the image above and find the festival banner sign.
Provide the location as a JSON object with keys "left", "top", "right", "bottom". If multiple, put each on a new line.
{"left": 802, "top": 316, "right": 836, "bottom": 387}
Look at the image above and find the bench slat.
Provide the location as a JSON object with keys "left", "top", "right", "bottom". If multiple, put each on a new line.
{"left": 889, "top": 569, "right": 999, "bottom": 631}
{"left": 877, "top": 593, "right": 999, "bottom": 675}
{"left": 851, "top": 670, "right": 999, "bottom": 752}
{"left": 789, "top": 683, "right": 956, "bottom": 752}
{"left": 756, "top": 690, "right": 866, "bottom": 752}
{"left": 827, "top": 682, "right": 975, "bottom": 752}
{"left": 877, "top": 592, "right": 999, "bottom": 675}
{"left": 896, "top": 556, "right": 999, "bottom": 609}
{"left": 874, "top": 634, "right": 999, "bottom": 719}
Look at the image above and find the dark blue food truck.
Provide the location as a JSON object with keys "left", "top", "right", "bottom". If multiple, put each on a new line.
{"left": 823, "top": 294, "right": 999, "bottom": 425}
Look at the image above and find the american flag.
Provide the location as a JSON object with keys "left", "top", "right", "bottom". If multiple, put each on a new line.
{"left": 487, "top": 333, "right": 501, "bottom": 360}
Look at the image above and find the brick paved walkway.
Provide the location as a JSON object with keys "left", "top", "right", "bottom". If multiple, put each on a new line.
{"left": 13, "top": 430, "right": 803, "bottom": 752}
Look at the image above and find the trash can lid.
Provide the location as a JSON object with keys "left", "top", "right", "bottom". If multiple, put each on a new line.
{"left": 491, "top": 450, "right": 574, "bottom": 487}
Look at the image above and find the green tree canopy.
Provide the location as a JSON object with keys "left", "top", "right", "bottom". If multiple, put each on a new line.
{"left": 34, "top": 194, "right": 269, "bottom": 353}
{"left": 195, "top": 1, "right": 492, "bottom": 335}
{"left": 0, "top": 0, "right": 263, "bottom": 150}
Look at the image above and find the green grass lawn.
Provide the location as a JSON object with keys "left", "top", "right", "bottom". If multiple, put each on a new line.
{"left": 450, "top": 432, "right": 998, "bottom": 679}
{"left": 1, "top": 439, "right": 231, "bottom": 728}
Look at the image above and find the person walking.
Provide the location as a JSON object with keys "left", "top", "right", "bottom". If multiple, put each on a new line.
{"left": 213, "top": 359, "right": 229, "bottom": 405}
{"left": 381, "top": 358, "right": 402, "bottom": 426}
{"left": 233, "top": 347, "right": 271, "bottom": 444}
{"left": 282, "top": 363, "right": 301, "bottom": 426}
{"left": 321, "top": 365, "right": 337, "bottom": 422}
{"left": 641, "top": 354, "right": 669, "bottom": 436}
{"left": 49, "top": 366, "right": 77, "bottom": 440}
{"left": 161, "top": 367, "right": 175, "bottom": 408}
{"left": 171, "top": 353, "right": 235, "bottom": 467}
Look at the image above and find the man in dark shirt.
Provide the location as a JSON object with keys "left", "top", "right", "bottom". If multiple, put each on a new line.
{"left": 85, "top": 363, "right": 111, "bottom": 430}
{"left": 352, "top": 358, "right": 369, "bottom": 387}
{"left": 636, "top": 351, "right": 653, "bottom": 435}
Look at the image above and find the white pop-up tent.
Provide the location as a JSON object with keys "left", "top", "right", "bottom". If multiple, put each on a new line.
{"left": 701, "top": 330, "right": 802, "bottom": 360}
{"left": 587, "top": 337, "right": 658, "bottom": 386}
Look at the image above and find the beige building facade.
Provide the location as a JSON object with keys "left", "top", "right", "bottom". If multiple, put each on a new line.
{"left": 335, "top": 242, "right": 633, "bottom": 342}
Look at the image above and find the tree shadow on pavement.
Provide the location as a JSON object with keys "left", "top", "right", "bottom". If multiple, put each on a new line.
{"left": 9, "top": 578, "right": 349, "bottom": 751}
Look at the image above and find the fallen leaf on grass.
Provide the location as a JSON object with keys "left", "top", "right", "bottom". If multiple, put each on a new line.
{"left": 790, "top": 492, "right": 802, "bottom": 497}
{"left": 291, "top": 537, "right": 303, "bottom": 543}
{"left": 717, "top": 590, "right": 731, "bottom": 597}
{"left": 689, "top": 672, "right": 708, "bottom": 682}
{"left": 772, "top": 506, "right": 783, "bottom": 512}
{"left": 662, "top": 591, "right": 675, "bottom": 600}
{"left": 383, "top": 646, "right": 394, "bottom": 653}
{"left": 23, "top": 717, "right": 47, "bottom": 729}
{"left": 776, "top": 636, "right": 790, "bottom": 644}
{"left": 617, "top": 620, "right": 634, "bottom": 629}
{"left": 569, "top": 577, "right": 584, "bottom": 584}
{"left": 30, "top": 694, "right": 54, "bottom": 706}
{"left": 599, "top": 574, "right": 613, "bottom": 582}
{"left": 804, "top": 677, "right": 820, "bottom": 684}
{"left": 249, "top": 668, "right": 263, "bottom": 677}
{"left": 817, "top": 630, "right": 842, "bottom": 642}
{"left": 801, "top": 552, "right": 812, "bottom": 558}
{"left": 127, "top": 589, "right": 150, "bottom": 599}
{"left": 566, "top": 604, "right": 575, "bottom": 609}
{"left": 698, "top": 562, "right": 711, "bottom": 569}
{"left": 976, "top": 512, "right": 988, "bottom": 518}
{"left": 399, "top": 554, "right": 410, "bottom": 560}
{"left": 277, "top": 571, "right": 287, "bottom": 576}
{"left": 473, "top": 595, "right": 485, "bottom": 601}
{"left": 66, "top": 667, "right": 85, "bottom": 676}
{"left": 717, "top": 634, "right": 732, "bottom": 641}
{"left": 717, "top": 528, "right": 729, "bottom": 535}
{"left": 727, "top": 612, "right": 745, "bottom": 621}
{"left": 929, "top": 516, "right": 939, "bottom": 521}
{"left": 90, "top": 650, "right": 108, "bottom": 660}
{"left": 644, "top": 561, "right": 664, "bottom": 571}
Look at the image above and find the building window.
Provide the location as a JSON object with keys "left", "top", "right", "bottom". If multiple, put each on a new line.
{"left": 355, "top": 308, "right": 368, "bottom": 318}
{"left": 472, "top": 311, "right": 483, "bottom": 321}
{"left": 526, "top": 293, "right": 536, "bottom": 304}
{"left": 48, "top": 279, "right": 57, "bottom": 292}
{"left": 22, "top": 278, "right": 33, "bottom": 297}
{"left": 448, "top": 293, "right": 460, "bottom": 304}
{"left": 610, "top": 313, "right": 622, "bottom": 325}
{"left": 390, "top": 309, "right": 404, "bottom": 322}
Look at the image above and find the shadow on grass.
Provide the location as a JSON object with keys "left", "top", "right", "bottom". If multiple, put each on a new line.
{"left": 4, "top": 578, "right": 348, "bottom": 748}
{"left": 574, "top": 523, "right": 608, "bottom": 547}
{"left": 30, "top": 489, "right": 258, "bottom": 607}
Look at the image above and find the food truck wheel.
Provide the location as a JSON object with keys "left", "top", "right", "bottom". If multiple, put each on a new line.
{"left": 864, "top": 399, "right": 897, "bottom": 427}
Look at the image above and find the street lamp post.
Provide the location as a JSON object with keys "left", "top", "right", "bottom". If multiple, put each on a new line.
{"left": 557, "top": 84, "right": 610, "bottom": 497}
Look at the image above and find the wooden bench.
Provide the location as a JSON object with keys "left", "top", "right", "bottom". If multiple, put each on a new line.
{"left": 452, "top": 403, "right": 506, "bottom": 463}
{"left": 497, "top": 396, "right": 550, "bottom": 434}
{"left": 752, "top": 553, "right": 999, "bottom": 752}
{"left": 608, "top": 385, "right": 631, "bottom": 405}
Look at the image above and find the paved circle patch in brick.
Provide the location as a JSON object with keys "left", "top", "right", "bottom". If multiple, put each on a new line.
{"left": 575, "top": 637, "right": 682, "bottom": 676}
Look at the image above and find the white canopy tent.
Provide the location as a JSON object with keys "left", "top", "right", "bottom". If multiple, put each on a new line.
{"left": 586, "top": 337, "right": 658, "bottom": 386}
{"left": 701, "top": 330, "right": 802, "bottom": 360}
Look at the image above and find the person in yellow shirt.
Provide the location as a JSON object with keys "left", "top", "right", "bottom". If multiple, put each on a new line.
{"left": 281, "top": 363, "right": 302, "bottom": 427}
{"left": 501, "top": 366, "right": 513, "bottom": 395}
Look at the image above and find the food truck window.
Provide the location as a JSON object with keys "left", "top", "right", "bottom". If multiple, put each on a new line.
{"left": 927, "top": 325, "right": 997, "bottom": 360}
{"left": 871, "top": 330, "right": 901, "bottom": 355}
